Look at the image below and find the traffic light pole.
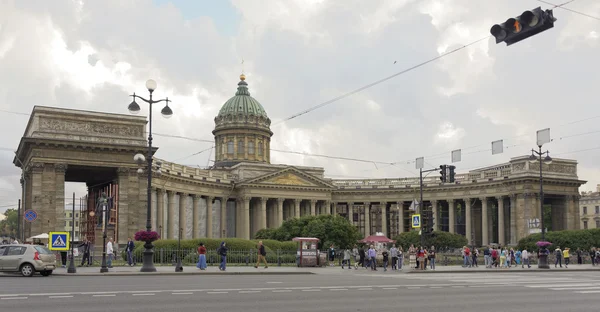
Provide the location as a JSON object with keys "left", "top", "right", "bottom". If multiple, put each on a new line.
{"left": 418, "top": 166, "right": 440, "bottom": 247}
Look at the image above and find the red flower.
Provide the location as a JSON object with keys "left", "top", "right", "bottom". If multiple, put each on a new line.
{"left": 134, "top": 230, "right": 160, "bottom": 242}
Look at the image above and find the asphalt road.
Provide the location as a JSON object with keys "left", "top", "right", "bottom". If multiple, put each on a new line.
{"left": 1, "top": 271, "right": 600, "bottom": 311}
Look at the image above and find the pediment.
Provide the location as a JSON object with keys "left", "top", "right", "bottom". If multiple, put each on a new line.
{"left": 241, "top": 167, "right": 334, "bottom": 189}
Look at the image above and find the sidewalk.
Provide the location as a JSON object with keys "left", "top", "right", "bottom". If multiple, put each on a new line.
{"left": 52, "top": 265, "right": 316, "bottom": 276}
{"left": 404, "top": 263, "right": 600, "bottom": 273}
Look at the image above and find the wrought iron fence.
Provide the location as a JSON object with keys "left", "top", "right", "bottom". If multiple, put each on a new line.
{"left": 121, "top": 248, "right": 300, "bottom": 266}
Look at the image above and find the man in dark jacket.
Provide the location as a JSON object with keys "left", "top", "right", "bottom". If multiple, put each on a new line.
{"left": 78, "top": 238, "right": 92, "bottom": 266}
{"left": 255, "top": 241, "right": 268, "bottom": 269}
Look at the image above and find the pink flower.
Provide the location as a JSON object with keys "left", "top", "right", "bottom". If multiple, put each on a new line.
{"left": 134, "top": 230, "right": 160, "bottom": 242}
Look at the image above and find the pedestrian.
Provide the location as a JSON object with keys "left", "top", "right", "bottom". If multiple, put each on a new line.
{"left": 521, "top": 248, "right": 531, "bottom": 268}
{"left": 368, "top": 245, "right": 377, "bottom": 271}
{"left": 255, "top": 241, "right": 268, "bottom": 269}
{"left": 471, "top": 248, "right": 478, "bottom": 267}
{"left": 408, "top": 244, "right": 416, "bottom": 269}
{"left": 352, "top": 245, "right": 360, "bottom": 269}
{"left": 328, "top": 245, "right": 336, "bottom": 267}
{"left": 563, "top": 247, "right": 570, "bottom": 268}
{"left": 196, "top": 242, "right": 207, "bottom": 270}
{"left": 483, "top": 246, "right": 490, "bottom": 268}
{"left": 126, "top": 237, "right": 135, "bottom": 266}
{"left": 576, "top": 248, "right": 582, "bottom": 264}
{"left": 107, "top": 238, "right": 114, "bottom": 268}
{"left": 429, "top": 246, "right": 436, "bottom": 270}
{"left": 358, "top": 246, "right": 365, "bottom": 269}
{"left": 78, "top": 238, "right": 92, "bottom": 267}
{"left": 397, "top": 246, "right": 404, "bottom": 270}
{"left": 390, "top": 244, "right": 398, "bottom": 270}
{"left": 382, "top": 249, "right": 389, "bottom": 272}
{"left": 218, "top": 241, "right": 228, "bottom": 271}
{"left": 342, "top": 248, "right": 351, "bottom": 269}
{"left": 554, "top": 246, "right": 562, "bottom": 268}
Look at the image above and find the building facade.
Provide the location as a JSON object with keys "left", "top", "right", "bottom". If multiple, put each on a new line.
{"left": 580, "top": 185, "right": 600, "bottom": 229}
{"left": 14, "top": 74, "right": 586, "bottom": 247}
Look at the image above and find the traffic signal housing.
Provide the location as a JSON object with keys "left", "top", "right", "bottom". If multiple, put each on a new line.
{"left": 490, "top": 7, "right": 556, "bottom": 46}
{"left": 439, "top": 165, "right": 447, "bottom": 183}
{"left": 448, "top": 165, "right": 456, "bottom": 183}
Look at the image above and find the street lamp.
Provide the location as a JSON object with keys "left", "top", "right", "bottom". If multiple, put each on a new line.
{"left": 127, "top": 79, "right": 173, "bottom": 273}
{"left": 97, "top": 192, "right": 109, "bottom": 273}
{"left": 67, "top": 192, "right": 77, "bottom": 274}
{"left": 529, "top": 147, "right": 552, "bottom": 269}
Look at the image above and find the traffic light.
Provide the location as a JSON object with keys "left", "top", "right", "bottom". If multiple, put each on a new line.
{"left": 490, "top": 7, "right": 556, "bottom": 46}
{"left": 448, "top": 165, "right": 456, "bottom": 183}
{"left": 439, "top": 165, "right": 447, "bottom": 183}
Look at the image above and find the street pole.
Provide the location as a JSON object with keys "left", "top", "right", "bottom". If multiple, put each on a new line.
{"left": 539, "top": 145, "right": 545, "bottom": 242}
{"left": 419, "top": 168, "right": 424, "bottom": 247}
{"left": 68, "top": 192, "right": 77, "bottom": 274}
{"left": 16, "top": 199, "right": 20, "bottom": 243}
{"left": 175, "top": 227, "right": 183, "bottom": 272}
{"left": 100, "top": 193, "right": 108, "bottom": 273}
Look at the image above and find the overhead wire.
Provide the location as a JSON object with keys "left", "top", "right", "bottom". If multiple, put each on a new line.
{"left": 537, "top": 0, "right": 600, "bottom": 21}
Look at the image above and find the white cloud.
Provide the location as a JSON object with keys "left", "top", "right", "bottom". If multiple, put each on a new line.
{"left": 435, "top": 121, "right": 465, "bottom": 143}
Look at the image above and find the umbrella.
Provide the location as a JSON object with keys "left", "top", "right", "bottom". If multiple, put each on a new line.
{"left": 29, "top": 233, "right": 49, "bottom": 239}
{"left": 359, "top": 235, "right": 394, "bottom": 244}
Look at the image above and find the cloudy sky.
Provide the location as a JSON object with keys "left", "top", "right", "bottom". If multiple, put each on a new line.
{"left": 0, "top": 0, "right": 599, "bottom": 214}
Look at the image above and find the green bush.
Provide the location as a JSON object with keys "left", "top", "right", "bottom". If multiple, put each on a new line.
{"left": 393, "top": 231, "right": 467, "bottom": 251}
{"left": 517, "top": 228, "right": 600, "bottom": 252}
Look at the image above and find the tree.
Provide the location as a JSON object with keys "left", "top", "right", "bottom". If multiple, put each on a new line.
{"left": 0, "top": 209, "right": 18, "bottom": 237}
{"left": 255, "top": 215, "right": 362, "bottom": 249}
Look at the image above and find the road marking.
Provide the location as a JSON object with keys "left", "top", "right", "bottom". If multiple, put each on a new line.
{"left": 407, "top": 287, "right": 421, "bottom": 289}
{"left": 330, "top": 289, "right": 347, "bottom": 291}
{"left": 207, "top": 292, "right": 228, "bottom": 294}
{"left": 575, "top": 290, "right": 600, "bottom": 294}
{"left": 302, "top": 289, "right": 321, "bottom": 292}
{"left": 451, "top": 286, "right": 465, "bottom": 288}
{"left": 267, "top": 282, "right": 283, "bottom": 284}
{"left": 1, "top": 297, "right": 27, "bottom": 300}
{"left": 357, "top": 288, "right": 373, "bottom": 291}
{"left": 172, "top": 292, "right": 193, "bottom": 295}
{"left": 49, "top": 296, "right": 73, "bottom": 299}
{"left": 0, "top": 295, "right": 20, "bottom": 298}
{"left": 272, "top": 290, "right": 291, "bottom": 293}
{"left": 550, "top": 286, "right": 600, "bottom": 291}
{"left": 239, "top": 291, "right": 261, "bottom": 294}
{"left": 430, "top": 287, "right": 443, "bottom": 289}
{"left": 93, "top": 294, "right": 116, "bottom": 297}
{"left": 382, "top": 288, "right": 398, "bottom": 290}
{"left": 132, "top": 293, "right": 155, "bottom": 296}
{"left": 31, "top": 293, "right": 72, "bottom": 297}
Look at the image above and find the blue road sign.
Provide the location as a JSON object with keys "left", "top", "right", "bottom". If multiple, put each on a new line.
{"left": 49, "top": 232, "right": 70, "bottom": 251}
{"left": 411, "top": 214, "right": 421, "bottom": 228}
{"left": 24, "top": 209, "right": 37, "bottom": 222}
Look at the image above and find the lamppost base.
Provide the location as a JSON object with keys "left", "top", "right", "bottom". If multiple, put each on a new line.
{"left": 175, "top": 259, "right": 183, "bottom": 272}
{"left": 538, "top": 252, "right": 550, "bottom": 269}
{"left": 140, "top": 241, "right": 157, "bottom": 272}
{"left": 100, "top": 252, "right": 108, "bottom": 273}
{"left": 67, "top": 257, "right": 77, "bottom": 274}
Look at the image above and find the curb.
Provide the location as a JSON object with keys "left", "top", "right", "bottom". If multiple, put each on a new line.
{"left": 406, "top": 268, "right": 600, "bottom": 274}
{"left": 52, "top": 271, "right": 315, "bottom": 277}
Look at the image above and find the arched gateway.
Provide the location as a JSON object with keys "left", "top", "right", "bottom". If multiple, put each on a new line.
{"left": 14, "top": 75, "right": 585, "bottom": 248}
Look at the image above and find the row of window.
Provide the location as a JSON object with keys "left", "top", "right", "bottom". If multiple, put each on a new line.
{"left": 223, "top": 140, "right": 265, "bottom": 156}
{"left": 583, "top": 220, "right": 600, "bottom": 229}
{"left": 582, "top": 206, "right": 600, "bottom": 215}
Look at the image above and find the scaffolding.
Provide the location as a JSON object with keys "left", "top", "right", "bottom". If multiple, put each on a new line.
{"left": 79, "top": 183, "right": 119, "bottom": 245}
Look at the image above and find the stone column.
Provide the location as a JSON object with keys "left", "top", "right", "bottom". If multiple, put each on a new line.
{"left": 242, "top": 196, "right": 251, "bottom": 239}
{"left": 206, "top": 196, "right": 214, "bottom": 238}
{"left": 277, "top": 198, "right": 284, "bottom": 226}
{"left": 510, "top": 194, "right": 517, "bottom": 244}
{"left": 448, "top": 199, "right": 455, "bottom": 234}
{"left": 464, "top": 198, "right": 472, "bottom": 245}
{"left": 167, "top": 191, "right": 176, "bottom": 239}
{"left": 178, "top": 193, "right": 188, "bottom": 239}
{"left": 294, "top": 199, "right": 301, "bottom": 217}
{"left": 323, "top": 201, "right": 330, "bottom": 215}
{"left": 54, "top": 164, "right": 67, "bottom": 233}
{"left": 497, "top": 196, "right": 505, "bottom": 246}
{"left": 310, "top": 200, "right": 316, "bottom": 216}
{"left": 381, "top": 202, "right": 388, "bottom": 236}
{"left": 481, "top": 197, "right": 488, "bottom": 246}
{"left": 260, "top": 197, "right": 268, "bottom": 230}
{"left": 220, "top": 197, "right": 228, "bottom": 237}
{"left": 398, "top": 202, "right": 405, "bottom": 233}
{"left": 157, "top": 189, "right": 165, "bottom": 236}
{"left": 192, "top": 195, "right": 201, "bottom": 238}
{"left": 348, "top": 202, "right": 354, "bottom": 223}
{"left": 364, "top": 202, "right": 371, "bottom": 237}
{"left": 332, "top": 201, "right": 337, "bottom": 215}
{"left": 431, "top": 200, "right": 438, "bottom": 231}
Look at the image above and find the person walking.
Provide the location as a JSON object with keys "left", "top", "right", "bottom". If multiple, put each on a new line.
{"left": 126, "top": 237, "right": 135, "bottom": 266}
{"left": 429, "top": 246, "right": 436, "bottom": 270}
{"left": 555, "top": 246, "right": 563, "bottom": 268}
{"left": 196, "top": 242, "right": 207, "bottom": 270}
{"left": 522, "top": 248, "right": 531, "bottom": 268}
{"left": 255, "top": 241, "right": 268, "bottom": 269}
{"left": 106, "top": 238, "right": 114, "bottom": 268}
{"left": 390, "top": 244, "right": 399, "bottom": 270}
{"left": 218, "top": 241, "right": 228, "bottom": 271}
{"left": 78, "top": 238, "right": 92, "bottom": 267}
{"left": 342, "top": 248, "right": 351, "bottom": 269}
{"left": 563, "top": 247, "right": 570, "bottom": 268}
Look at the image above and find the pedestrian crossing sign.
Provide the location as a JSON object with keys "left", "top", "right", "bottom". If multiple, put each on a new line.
{"left": 49, "top": 232, "right": 70, "bottom": 251}
{"left": 411, "top": 214, "right": 421, "bottom": 228}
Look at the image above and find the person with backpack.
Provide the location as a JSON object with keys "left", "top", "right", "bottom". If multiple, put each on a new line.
{"left": 255, "top": 241, "right": 268, "bottom": 269}
{"left": 555, "top": 246, "right": 563, "bottom": 268}
{"left": 217, "top": 241, "right": 228, "bottom": 271}
{"left": 328, "top": 245, "right": 336, "bottom": 267}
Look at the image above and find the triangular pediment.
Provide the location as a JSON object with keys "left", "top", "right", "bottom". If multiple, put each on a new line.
{"left": 241, "top": 167, "right": 334, "bottom": 189}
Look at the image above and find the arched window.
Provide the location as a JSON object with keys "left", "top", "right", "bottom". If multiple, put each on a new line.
{"left": 227, "top": 141, "right": 234, "bottom": 154}
{"left": 258, "top": 141, "right": 263, "bottom": 156}
{"left": 238, "top": 140, "right": 244, "bottom": 154}
{"left": 248, "top": 141, "right": 255, "bottom": 154}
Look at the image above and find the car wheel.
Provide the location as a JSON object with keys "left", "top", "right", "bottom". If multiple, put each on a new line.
{"left": 40, "top": 271, "right": 52, "bottom": 276}
{"left": 20, "top": 263, "right": 35, "bottom": 277}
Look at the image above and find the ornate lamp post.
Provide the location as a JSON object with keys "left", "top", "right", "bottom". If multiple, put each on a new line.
{"left": 67, "top": 192, "right": 77, "bottom": 274}
{"left": 128, "top": 79, "right": 173, "bottom": 273}
{"left": 529, "top": 146, "right": 552, "bottom": 269}
{"left": 175, "top": 227, "right": 183, "bottom": 272}
{"left": 97, "top": 192, "right": 109, "bottom": 273}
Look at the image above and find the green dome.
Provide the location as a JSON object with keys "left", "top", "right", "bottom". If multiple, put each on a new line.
{"left": 218, "top": 75, "right": 268, "bottom": 118}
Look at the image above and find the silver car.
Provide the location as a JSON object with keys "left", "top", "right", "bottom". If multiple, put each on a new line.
{"left": 0, "top": 244, "right": 56, "bottom": 277}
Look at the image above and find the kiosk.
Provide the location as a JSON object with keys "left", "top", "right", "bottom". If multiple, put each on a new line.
{"left": 293, "top": 237, "right": 325, "bottom": 267}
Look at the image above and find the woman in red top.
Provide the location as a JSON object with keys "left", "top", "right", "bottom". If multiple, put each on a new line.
{"left": 196, "top": 242, "right": 207, "bottom": 270}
